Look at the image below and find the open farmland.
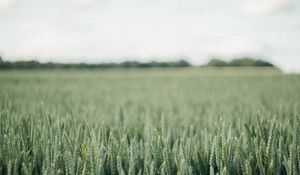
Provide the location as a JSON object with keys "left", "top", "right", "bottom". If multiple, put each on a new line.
{"left": 0, "top": 68, "right": 299, "bottom": 175}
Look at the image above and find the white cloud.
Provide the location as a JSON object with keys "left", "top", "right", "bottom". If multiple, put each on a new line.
{"left": 272, "top": 54, "right": 300, "bottom": 72}
{"left": 0, "top": 0, "right": 15, "bottom": 12}
{"left": 64, "top": 0, "right": 110, "bottom": 10}
{"left": 213, "top": 37, "right": 265, "bottom": 58}
{"left": 72, "top": 0, "right": 97, "bottom": 6}
{"left": 237, "top": 0, "right": 298, "bottom": 15}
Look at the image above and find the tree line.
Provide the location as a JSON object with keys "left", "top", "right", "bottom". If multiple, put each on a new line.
{"left": 0, "top": 56, "right": 275, "bottom": 69}
{"left": 205, "top": 58, "right": 275, "bottom": 67}
{"left": 0, "top": 58, "right": 191, "bottom": 69}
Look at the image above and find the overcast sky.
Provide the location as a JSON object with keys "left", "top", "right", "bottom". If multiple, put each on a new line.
{"left": 0, "top": 0, "right": 300, "bottom": 72}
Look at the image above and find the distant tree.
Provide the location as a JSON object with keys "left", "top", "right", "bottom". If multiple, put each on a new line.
{"left": 228, "top": 58, "right": 256, "bottom": 67}
{"left": 176, "top": 59, "right": 191, "bottom": 67}
{"left": 120, "top": 61, "right": 140, "bottom": 68}
{"left": 228, "top": 58, "right": 274, "bottom": 67}
{"left": 254, "top": 59, "right": 274, "bottom": 67}
{"left": 206, "top": 59, "right": 227, "bottom": 67}
{"left": 205, "top": 57, "right": 275, "bottom": 68}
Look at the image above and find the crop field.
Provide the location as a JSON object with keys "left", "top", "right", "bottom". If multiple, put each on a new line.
{"left": 0, "top": 68, "right": 300, "bottom": 175}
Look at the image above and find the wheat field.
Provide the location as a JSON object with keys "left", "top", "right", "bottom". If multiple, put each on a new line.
{"left": 0, "top": 68, "right": 299, "bottom": 175}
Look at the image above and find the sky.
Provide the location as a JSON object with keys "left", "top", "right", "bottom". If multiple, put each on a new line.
{"left": 0, "top": 0, "right": 300, "bottom": 72}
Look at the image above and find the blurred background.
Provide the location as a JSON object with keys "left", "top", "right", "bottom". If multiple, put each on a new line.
{"left": 0, "top": 0, "right": 299, "bottom": 72}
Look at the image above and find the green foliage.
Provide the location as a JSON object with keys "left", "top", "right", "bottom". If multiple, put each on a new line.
{"left": 0, "top": 69, "right": 299, "bottom": 175}
{"left": 206, "top": 59, "right": 227, "bottom": 67}
{"left": 206, "top": 58, "right": 275, "bottom": 68}
{"left": 0, "top": 59, "right": 191, "bottom": 69}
